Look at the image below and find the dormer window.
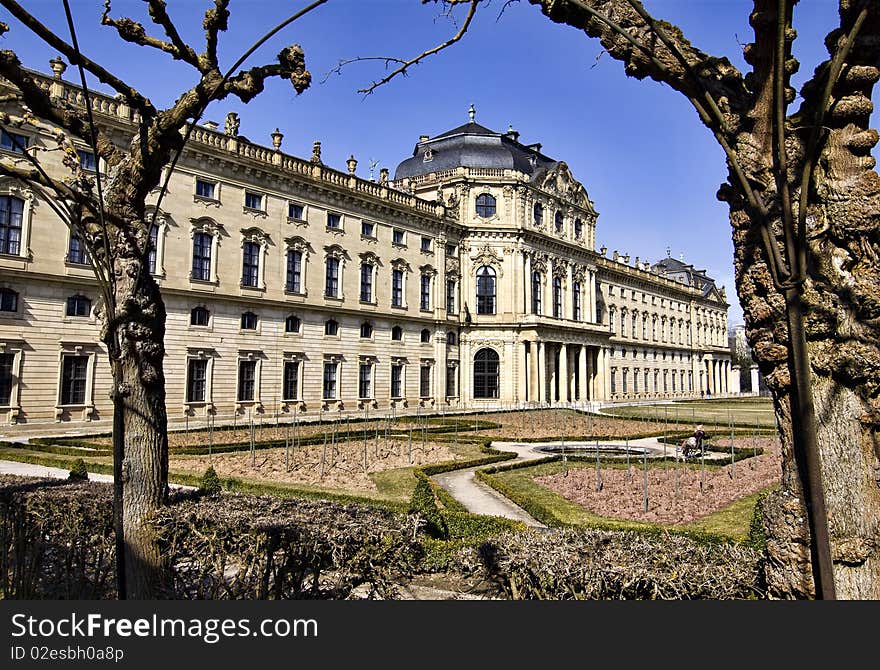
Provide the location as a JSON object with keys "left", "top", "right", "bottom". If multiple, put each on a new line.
{"left": 423, "top": 147, "right": 433, "bottom": 162}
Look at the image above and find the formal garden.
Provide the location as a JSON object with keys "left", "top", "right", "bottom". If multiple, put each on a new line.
{"left": 0, "top": 398, "right": 782, "bottom": 599}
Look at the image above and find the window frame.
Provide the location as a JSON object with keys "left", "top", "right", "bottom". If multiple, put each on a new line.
{"left": 240, "top": 311, "right": 258, "bottom": 331}
{"left": 476, "top": 266, "right": 496, "bottom": 316}
{"left": 194, "top": 177, "right": 219, "bottom": 201}
{"left": 475, "top": 193, "right": 497, "bottom": 218}
{"left": 0, "top": 195, "right": 25, "bottom": 257}
{"left": 189, "top": 305, "right": 210, "bottom": 327}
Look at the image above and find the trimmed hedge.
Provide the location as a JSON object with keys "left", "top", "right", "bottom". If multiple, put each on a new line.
{"left": 463, "top": 528, "right": 765, "bottom": 599}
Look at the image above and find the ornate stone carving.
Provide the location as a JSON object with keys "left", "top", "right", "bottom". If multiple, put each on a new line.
{"left": 445, "top": 256, "right": 460, "bottom": 276}
{"left": 224, "top": 112, "right": 240, "bottom": 137}
{"left": 469, "top": 243, "right": 503, "bottom": 276}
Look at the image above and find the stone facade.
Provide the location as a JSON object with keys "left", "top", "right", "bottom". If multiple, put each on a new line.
{"left": 0, "top": 67, "right": 733, "bottom": 430}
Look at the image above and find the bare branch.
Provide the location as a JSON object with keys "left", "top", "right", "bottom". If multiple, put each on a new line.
{"left": 202, "top": 0, "right": 231, "bottom": 71}
{"left": 0, "top": 0, "right": 155, "bottom": 116}
{"left": 145, "top": 0, "right": 200, "bottom": 67}
{"left": 342, "top": 0, "right": 480, "bottom": 95}
{"left": 100, "top": 2, "right": 196, "bottom": 67}
{"left": 0, "top": 52, "right": 123, "bottom": 165}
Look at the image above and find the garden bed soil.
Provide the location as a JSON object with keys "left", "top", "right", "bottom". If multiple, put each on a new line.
{"left": 535, "top": 437, "right": 779, "bottom": 524}
{"left": 170, "top": 439, "right": 461, "bottom": 491}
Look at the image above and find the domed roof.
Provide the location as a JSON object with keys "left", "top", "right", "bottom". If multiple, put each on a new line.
{"left": 394, "top": 119, "right": 557, "bottom": 181}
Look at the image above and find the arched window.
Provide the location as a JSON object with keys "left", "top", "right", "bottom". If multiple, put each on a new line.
{"left": 285, "top": 315, "right": 301, "bottom": 333}
{"left": 554, "top": 210, "right": 564, "bottom": 233}
{"left": 190, "top": 306, "right": 210, "bottom": 326}
{"left": 476, "top": 266, "right": 496, "bottom": 315}
{"left": 324, "top": 319, "right": 339, "bottom": 336}
{"left": 473, "top": 348, "right": 500, "bottom": 399}
{"left": 533, "top": 202, "right": 543, "bottom": 227}
{"left": 475, "top": 193, "right": 496, "bottom": 218}
{"left": 360, "top": 322, "right": 373, "bottom": 338}
{"left": 420, "top": 328, "right": 431, "bottom": 343}
{"left": 446, "top": 332, "right": 457, "bottom": 345}
{"left": 531, "top": 272, "right": 542, "bottom": 315}
{"left": 552, "top": 276, "right": 562, "bottom": 318}
{"left": 391, "top": 325, "right": 403, "bottom": 341}
{"left": 0, "top": 195, "right": 24, "bottom": 255}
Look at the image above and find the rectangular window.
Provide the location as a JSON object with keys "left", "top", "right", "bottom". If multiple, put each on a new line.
{"left": 77, "top": 149, "right": 96, "bottom": 172}
{"left": 192, "top": 232, "right": 212, "bottom": 281}
{"left": 610, "top": 370, "right": 616, "bottom": 394}
{"left": 420, "top": 364, "right": 431, "bottom": 398}
{"left": 446, "top": 279, "right": 456, "bottom": 313}
{"left": 0, "top": 195, "right": 23, "bottom": 256}
{"left": 288, "top": 202, "right": 304, "bottom": 220}
{"left": 445, "top": 243, "right": 456, "bottom": 256}
{"left": 420, "top": 236, "right": 432, "bottom": 252}
{"left": 242, "top": 241, "right": 260, "bottom": 287}
{"left": 0, "top": 130, "right": 28, "bottom": 154}
{"left": 67, "top": 235, "right": 88, "bottom": 265}
{"left": 420, "top": 274, "right": 431, "bottom": 311}
{"left": 322, "top": 361, "right": 337, "bottom": 400}
{"left": 286, "top": 250, "right": 302, "bottom": 293}
{"left": 358, "top": 362, "right": 372, "bottom": 399}
{"left": 244, "top": 191, "right": 263, "bottom": 211}
{"left": 325, "top": 257, "right": 339, "bottom": 298}
{"left": 360, "top": 264, "right": 373, "bottom": 303}
{"left": 572, "top": 283, "right": 581, "bottom": 321}
{"left": 392, "top": 269, "right": 403, "bottom": 307}
{"left": 446, "top": 365, "right": 457, "bottom": 398}
{"left": 0, "top": 353, "right": 13, "bottom": 405}
{"left": 195, "top": 179, "right": 216, "bottom": 199}
{"left": 391, "top": 364, "right": 402, "bottom": 398}
{"left": 327, "top": 212, "right": 341, "bottom": 229}
{"left": 186, "top": 358, "right": 207, "bottom": 403}
{"left": 361, "top": 221, "right": 375, "bottom": 238}
{"left": 392, "top": 229, "right": 405, "bottom": 246}
{"left": 147, "top": 224, "right": 159, "bottom": 274}
{"left": 237, "top": 360, "right": 256, "bottom": 401}
{"left": 283, "top": 361, "right": 299, "bottom": 400}
{"left": 60, "top": 355, "right": 88, "bottom": 405}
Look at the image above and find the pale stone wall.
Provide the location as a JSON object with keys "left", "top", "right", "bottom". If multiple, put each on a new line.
{"left": 0, "top": 69, "right": 732, "bottom": 431}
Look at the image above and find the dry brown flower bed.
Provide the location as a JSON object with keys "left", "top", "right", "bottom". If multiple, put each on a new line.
{"left": 535, "top": 437, "right": 780, "bottom": 525}
{"left": 469, "top": 410, "right": 662, "bottom": 439}
{"left": 88, "top": 417, "right": 446, "bottom": 450}
{"left": 170, "top": 439, "right": 460, "bottom": 491}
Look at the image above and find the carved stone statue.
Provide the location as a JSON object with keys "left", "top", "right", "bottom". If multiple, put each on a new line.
{"left": 311, "top": 140, "right": 322, "bottom": 164}
{"left": 224, "top": 112, "right": 240, "bottom": 137}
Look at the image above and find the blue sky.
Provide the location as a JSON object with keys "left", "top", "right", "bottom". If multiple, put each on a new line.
{"left": 3, "top": 0, "right": 874, "bottom": 325}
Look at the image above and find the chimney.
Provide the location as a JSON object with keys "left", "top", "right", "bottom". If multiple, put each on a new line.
{"left": 504, "top": 124, "right": 520, "bottom": 143}
{"left": 419, "top": 135, "right": 429, "bottom": 144}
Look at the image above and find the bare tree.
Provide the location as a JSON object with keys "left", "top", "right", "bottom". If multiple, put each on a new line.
{"left": 0, "top": 0, "right": 321, "bottom": 598}
{"left": 354, "top": 0, "right": 879, "bottom": 598}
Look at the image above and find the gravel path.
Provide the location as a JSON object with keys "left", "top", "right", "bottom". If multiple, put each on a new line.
{"left": 432, "top": 443, "right": 549, "bottom": 528}
{"left": 0, "top": 460, "right": 195, "bottom": 490}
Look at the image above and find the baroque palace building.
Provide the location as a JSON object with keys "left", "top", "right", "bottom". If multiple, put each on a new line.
{"left": 0, "top": 64, "right": 734, "bottom": 430}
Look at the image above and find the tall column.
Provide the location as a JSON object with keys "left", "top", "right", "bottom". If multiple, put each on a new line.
{"left": 559, "top": 343, "right": 569, "bottom": 403}
{"left": 601, "top": 347, "right": 611, "bottom": 400}
{"left": 434, "top": 330, "right": 447, "bottom": 402}
{"left": 716, "top": 361, "right": 722, "bottom": 395}
{"left": 578, "top": 345, "right": 588, "bottom": 401}
{"left": 731, "top": 365, "right": 741, "bottom": 394}
{"left": 585, "top": 346, "right": 594, "bottom": 401}
{"left": 537, "top": 341, "right": 547, "bottom": 404}
{"left": 549, "top": 345, "right": 558, "bottom": 401}
{"left": 524, "top": 252, "right": 532, "bottom": 316}
{"left": 517, "top": 340, "right": 528, "bottom": 403}
{"left": 589, "top": 270, "right": 597, "bottom": 323}
{"left": 750, "top": 364, "right": 760, "bottom": 394}
{"left": 529, "top": 341, "right": 538, "bottom": 402}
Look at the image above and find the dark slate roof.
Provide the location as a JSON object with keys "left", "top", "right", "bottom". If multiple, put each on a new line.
{"left": 394, "top": 121, "right": 557, "bottom": 180}
{"left": 652, "top": 256, "right": 720, "bottom": 298}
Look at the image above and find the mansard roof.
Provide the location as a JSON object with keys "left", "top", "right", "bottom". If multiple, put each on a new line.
{"left": 651, "top": 256, "right": 725, "bottom": 302}
{"left": 394, "top": 120, "right": 557, "bottom": 180}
